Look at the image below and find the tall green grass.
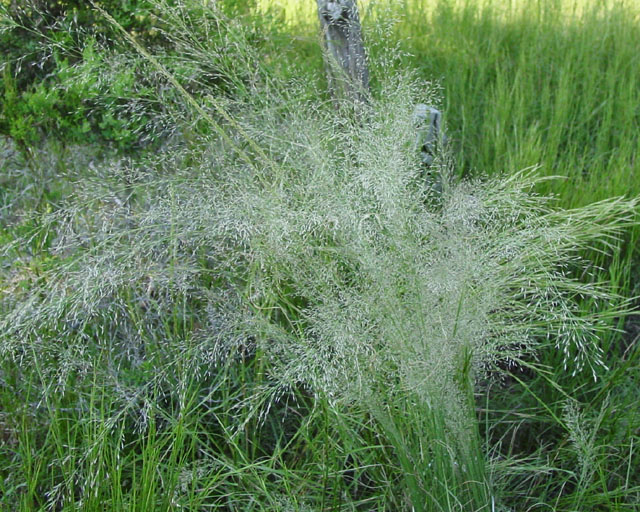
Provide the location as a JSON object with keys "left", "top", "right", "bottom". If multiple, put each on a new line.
{"left": 262, "top": 0, "right": 640, "bottom": 200}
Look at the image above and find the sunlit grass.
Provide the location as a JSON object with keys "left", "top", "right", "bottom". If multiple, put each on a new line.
{"left": 258, "top": 0, "right": 640, "bottom": 26}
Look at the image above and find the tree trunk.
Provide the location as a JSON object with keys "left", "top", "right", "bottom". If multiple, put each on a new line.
{"left": 316, "top": 0, "right": 369, "bottom": 106}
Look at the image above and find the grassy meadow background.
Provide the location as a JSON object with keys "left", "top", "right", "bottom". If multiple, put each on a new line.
{"left": 1, "top": 0, "right": 640, "bottom": 510}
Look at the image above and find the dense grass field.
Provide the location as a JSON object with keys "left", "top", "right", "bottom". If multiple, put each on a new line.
{"left": 1, "top": 0, "right": 639, "bottom": 510}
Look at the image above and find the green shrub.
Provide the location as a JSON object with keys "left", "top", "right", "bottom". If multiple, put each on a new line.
{"left": 0, "top": 0, "right": 277, "bottom": 151}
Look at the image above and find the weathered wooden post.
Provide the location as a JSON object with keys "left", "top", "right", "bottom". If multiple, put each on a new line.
{"left": 317, "top": 1, "right": 447, "bottom": 171}
{"left": 413, "top": 104, "right": 447, "bottom": 167}
{"left": 316, "top": 0, "right": 369, "bottom": 106}
{"left": 412, "top": 104, "right": 447, "bottom": 193}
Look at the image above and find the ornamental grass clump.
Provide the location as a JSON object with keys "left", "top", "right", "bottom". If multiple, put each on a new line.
{"left": 1, "top": 10, "right": 638, "bottom": 508}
